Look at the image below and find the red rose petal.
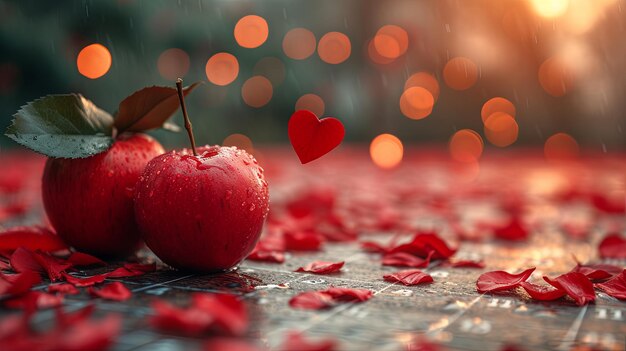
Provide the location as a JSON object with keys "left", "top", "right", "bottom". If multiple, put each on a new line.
{"left": 544, "top": 272, "right": 595, "bottom": 306}
{"left": 48, "top": 283, "right": 79, "bottom": 295}
{"left": 66, "top": 252, "right": 107, "bottom": 267}
{"left": 284, "top": 231, "right": 324, "bottom": 251}
{"left": 203, "top": 338, "right": 263, "bottom": 351}
{"left": 598, "top": 233, "right": 626, "bottom": 259}
{"left": 382, "top": 251, "right": 433, "bottom": 268}
{"left": 0, "top": 226, "right": 67, "bottom": 252}
{"left": 519, "top": 282, "right": 566, "bottom": 301}
{"left": 289, "top": 291, "right": 335, "bottom": 310}
{"left": 32, "top": 251, "right": 72, "bottom": 282}
{"left": 476, "top": 267, "right": 535, "bottom": 293}
{"left": 278, "top": 331, "right": 338, "bottom": 351}
{"left": 107, "top": 262, "right": 156, "bottom": 278}
{"left": 384, "top": 269, "right": 434, "bottom": 286}
{"left": 445, "top": 260, "right": 486, "bottom": 268}
{"left": 49, "top": 313, "right": 122, "bottom": 351}
{"left": 596, "top": 270, "right": 626, "bottom": 300}
{"left": 360, "top": 241, "right": 389, "bottom": 254}
{"left": 296, "top": 261, "right": 344, "bottom": 274}
{"left": 324, "top": 287, "right": 373, "bottom": 302}
{"left": 3, "top": 291, "right": 63, "bottom": 310}
{"left": 247, "top": 250, "right": 285, "bottom": 263}
{"left": 0, "top": 271, "right": 41, "bottom": 296}
{"left": 62, "top": 272, "right": 108, "bottom": 287}
{"left": 388, "top": 232, "right": 456, "bottom": 260}
{"left": 570, "top": 263, "right": 621, "bottom": 281}
{"left": 88, "top": 282, "right": 132, "bottom": 301}
{"left": 10, "top": 247, "right": 42, "bottom": 273}
{"left": 493, "top": 217, "right": 529, "bottom": 241}
{"left": 193, "top": 293, "right": 248, "bottom": 336}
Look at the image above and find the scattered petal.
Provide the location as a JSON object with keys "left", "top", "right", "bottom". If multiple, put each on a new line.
{"left": 296, "top": 261, "right": 344, "bottom": 274}
{"left": 62, "top": 272, "right": 108, "bottom": 287}
{"left": 384, "top": 269, "right": 433, "bottom": 286}
{"left": 596, "top": 270, "right": 626, "bottom": 300}
{"left": 278, "top": 331, "right": 337, "bottom": 351}
{"left": 66, "top": 252, "right": 107, "bottom": 267}
{"left": 0, "top": 226, "right": 67, "bottom": 252}
{"left": 519, "top": 282, "right": 566, "bottom": 301}
{"left": 570, "top": 263, "right": 621, "bottom": 281}
{"left": 289, "top": 291, "right": 335, "bottom": 310}
{"left": 476, "top": 268, "right": 535, "bottom": 293}
{"left": 0, "top": 271, "right": 42, "bottom": 296}
{"left": 445, "top": 260, "right": 485, "bottom": 268}
{"left": 247, "top": 250, "right": 285, "bottom": 263}
{"left": 324, "top": 287, "right": 373, "bottom": 302}
{"left": 382, "top": 252, "right": 432, "bottom": 268}
{"left": 88, "top": 282, "right": 132, "bottom": 301}
{"left": 598, "top": 233, "right": 626, "bottom": 259}
{"left": 48, "top": 283, "right": 79, "bottom": 295}
{"left": 544, "top": 272, "right": 595, "bottom": 306}
{"left": 284, "top": 231, "right": 324, "bottom": 251}
{"left": 493, "top": 217, "right": 529, "bottom": 241}
{"left": 203, "top": 338, "right": 264, "bottom": 351}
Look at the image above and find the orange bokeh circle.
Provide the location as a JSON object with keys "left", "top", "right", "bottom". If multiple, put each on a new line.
{"left": 443, "top": 57, "right": 478, "bottom": 91}
{"left": 205, "top": 53, "right": 239, "bottom": 86}
{"left": 318, "top": 32, "right": 351, "bottom": 64}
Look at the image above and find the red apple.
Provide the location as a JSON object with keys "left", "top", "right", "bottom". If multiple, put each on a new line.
{"left": 133, "top": 145, "right": 270, "bottom": 271}
{"left": 42, "top": 133, "right": 164, "bottom": 257}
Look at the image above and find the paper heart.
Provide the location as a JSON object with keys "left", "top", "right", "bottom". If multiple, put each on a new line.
{"left": 288, "top": 110, "right": 345, "bottom": 164}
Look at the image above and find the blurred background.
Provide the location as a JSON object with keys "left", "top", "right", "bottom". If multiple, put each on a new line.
{"left": 0, "top": 0, "right": 625, "bottom": 164}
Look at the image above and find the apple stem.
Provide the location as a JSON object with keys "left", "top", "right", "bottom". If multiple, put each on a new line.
{"left": 176, "top": 78, "right": 198, "bottom": 156}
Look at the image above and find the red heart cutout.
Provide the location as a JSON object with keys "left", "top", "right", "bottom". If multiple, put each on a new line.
{"left": 288, "top": 110, "right": 345, "bottom": 164}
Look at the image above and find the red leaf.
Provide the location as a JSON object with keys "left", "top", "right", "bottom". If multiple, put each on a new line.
{"left": 62, "top": 272, "right": 108, "bottom": 287}
{"left": 445, "top": 260, "right": 485, "bottom": 268}
{"left": 493, "top": 217, "right": 529, "bottom": 241}
{"left": 296, "top": 261, "right": 344, "bottom": 274}
{"left": 382, "top": 251, "right": 433, "bottom": 268}
{"left": 278, "top": 331, "right": 338, "bottom": 351}
{"left": 48, "top": 283, "right": 79, "bottom": 295}
{"left": 570, "top": 263, "right": 622, "bottom": 281}
{"left": 88, "top": 282, "right": 132, "bottom": 301}
{"left": 150, "top": 293, "right": 248, "bottom": 337}
{"left": 544, "top": 272, "right": 595, "bottom": 306}
{"left": 324, "top": 287, "right": 373, "bottom": 302}
{"left": 203, "top": 338, "right": 263, "bottom": 351}
{"left": 247, "top": 250, "right": 285, "bottom": 263}
{"left": 0, "top": 226, "right": 66, "bottom": 252}
{"left": 476, "top": 267, "right": 535, "bottom": 293}
{"left": 383, "top": 269, "right": 433, "bottom": 286}
{"left": 519, "top": 282, "right": 566, "bottom": 301}
{"left": 596, "top": 270, "right": 626, "bottom": 300}
{"left": 288, "top": 110, "right": 345, "bottom": 164}
{"left": 598, "top": 233, "right": 626, "bottom": 259}
{"left": 0, "top": 271, "right": 41, "bottom": 296}
{"left": 66, "top": 252, "right": 107, "bottom": 267}
{"left": 284, "top": 231, "right": 324, "bottom": 251}
{"left": 289, "top": 291, "right": 335, "bottom": 310}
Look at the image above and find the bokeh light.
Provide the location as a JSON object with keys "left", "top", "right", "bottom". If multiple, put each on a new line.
{"left": 367, "top": 39, "right": 395, "bottom": 65}
{"left": 295, "top": 94, "right": 325, "bottom": 117}
{"left": 223, "top": 133, "right": 253, "bottom": 153}
{"left": 404, "top": 72, "right": 440, "bottom": 102}
{"left": 443, "top": 57, "right": 478, "bottom": 91}
{"left": 241, "top": 76, "right": 273, "bottom": 108}
{"left": 373, "top": 25, "right": 408, "bottom": 59}
{"left": 253, "top": 57, "right": 286, "bottom": 87}
{"left": 157, "top": 48, "right": 190, "bottom": 81}
{"left": 538, "top": 57, "right": 574, "bottom": 97}
{"left": 400, "top": 87, "right": 435, "bottom": 120}
{"left": 283, "top": 28, "right": 316, "bottom": 60}
{"left": 449, "top": 129, "right": 484, "bottom": 163}
{"left": 484, "top": 112, "right": 519, "bottom": 147}
{"left": 544, "top": 132, "right": 580, "bottom": 160}
{"left": 370, "top": 133, "right": 403, "bottom": 169}
{"left": 205, "top": 53, "right": 239, "bottom": 86}
{"left": 318, "top": 32, "right": 351, "bottom": 64}
{"left": 234, "top": 15, "right": 269, "bottom": 49}
{"left": 481, "top": 97, "right": 516, "bottom": 123}
{"left": 531, "top": 0, "right": 569, "bottom": 18}
{"left": 76, "top": 44, "right": 111, "bottom": 79}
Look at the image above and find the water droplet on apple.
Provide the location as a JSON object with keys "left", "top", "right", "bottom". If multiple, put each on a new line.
{"left": 243, "top": 159, "right": 250, "bottom": 165}
{"left": 249, "top": 204, "right": 256, "bottom": 211}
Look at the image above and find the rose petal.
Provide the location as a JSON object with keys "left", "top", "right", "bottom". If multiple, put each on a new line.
{"left": 66, "top": 252, "right": 107, "bottom": 267}
{"left": 598, "top": 233, "right": 626, "bottom": 259}
{"left": 388, "top": 232, "right": 456, "bottom": 259}
{"left": 493, "top": 217, "right": 529, "bottom": 241}
{"left": 107, "top": 263, "right": 156, "bottom": 278}
{"left": 247, "top": 250, "right": 285, "bottom": 263}
{"left": 544, "top": 272, "right": 595, "bottom": 306}
{"left": 193, "top": 293, "right": 248, "bottom": 336}
{"left": 62, "top": 272, "right": 107, "bottom": 287}
{"left": 0, "top": 226, "right": 67, "bottom": 252}
{"left": 384, "top": 269, "right": 433, "bottom": 286}
{"left": 3, "top": 291, "right": 63, "bottom": 310}
{"left": 278, "top": 331, "right": 337, "bottom": 351}
{"left": 596, "top": 270, "right": 626, "bottom": 300}
{"left": 289, "top": 291, "right": 335, "bottom": 310}
{"left": 519, "top": 282, "right": 566, "bottom": 301}
{"left": 296, "top": 261, "right": 344, "bottom": 274}
{"left": 445, "top": 260, "right": 485, "bottom": 268}
{"left": 88, "top": 282, "right": 132, "bottom": 301}
{"left": 10, "top": 247, "right": 42, "bottom": 273}
{"left": 570, "top": 263, "right": 621, "bottom": 281}
{"left": 476, "top": 268, "right": 535, "bottom": 293}
{"left": 203, "top": 338, "right": 263, "bottom": 351}
{"left": 32, "top": 251, "right": 72, "bottom": 282}
{"left": 48, "top": 283, "right": 79, "bottom": 295}
{"left": 324, "top": 287, "right": 373, "bottom": 302}
{"left": 382, "top": 252, "right": 433, "bottom": 268}
{"left": 0, "top": 271, "right": 41, "bottom": 296}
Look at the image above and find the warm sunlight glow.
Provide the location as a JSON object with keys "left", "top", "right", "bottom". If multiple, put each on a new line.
{"left": 234, "top": 15, "right": 269, "bottom": 49}
{"left": 295, "top": 94, "right": 325, "bottom": 117}
{"left": 531, "top": 0, "right": 569, "bottom": 19}
{"left": 77, "top": 44, "right": 111, "bottom": 79}
{"left": 241, "top": 76, "right": 273, "bottom": 108}
{"left": 370, "top": 134, "right": 403, "bottom": 169}
{"left": 205, "top": 53, "right": 239, "bottom": 86}
{"left": 283, "top": 28, "right": 316, "bottom": 60}
{"left": 318, "top": 32, "right": 351, "bottom": 64}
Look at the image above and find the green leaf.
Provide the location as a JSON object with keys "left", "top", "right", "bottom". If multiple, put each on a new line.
{"left": 5, "top": 94, "right": 115, "bottom": 159}
{"left": 114, "top": 82, "right": 201, "bottom": 134}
